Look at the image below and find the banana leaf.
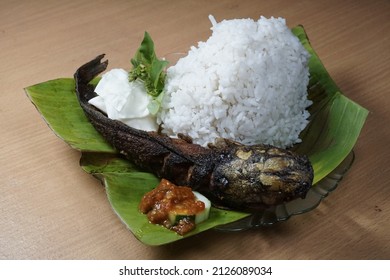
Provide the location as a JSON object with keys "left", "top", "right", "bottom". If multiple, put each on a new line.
{"left": 292, "top": 26, "right": 368, "bottom": 183}
{"left": 25, "top": 26, "right": 368, "bottom": 246}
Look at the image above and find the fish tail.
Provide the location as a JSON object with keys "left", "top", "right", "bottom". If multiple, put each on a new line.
{"left": 74, "top": 54, "right": 108, "bottom": 104}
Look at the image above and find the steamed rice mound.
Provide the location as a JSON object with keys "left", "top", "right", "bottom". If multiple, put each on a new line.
{"left": 157, "top": 16, "right": 312, "bottom": 148}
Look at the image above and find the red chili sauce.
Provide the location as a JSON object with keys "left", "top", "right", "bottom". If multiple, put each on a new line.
{"left": 139, "top": 179, "right": 205, "bottom": 235}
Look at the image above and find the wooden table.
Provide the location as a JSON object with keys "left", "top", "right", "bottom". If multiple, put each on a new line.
{"left": 1, "top": 0, "right": 389, "bottom": 260}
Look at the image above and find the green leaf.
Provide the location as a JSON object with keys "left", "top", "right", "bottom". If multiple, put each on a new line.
{"left": 104, "top": 172, "right": 248, "bottom": 246}
{"left": 129, "top": 32, "right": 169, "bottom": 98}
{"left": 147, "top": 99, "right": 160, "bottom": 115}
{"left": 25, "top": 78, "right": 114, "bottom": 153}
{"left": 292, "top": 25, "right": 369, "bottom": 183}
{"left": 78, "top": 151, "right": 248, "bottom": 245}
{"left": 25, "top": 26, "right": 368, "bottom": 245}
{"left": 80, "top": 152, "right": 139, "bottom": 174}
{"left": 134, "top": 31, "right": 156, "bottom": 64}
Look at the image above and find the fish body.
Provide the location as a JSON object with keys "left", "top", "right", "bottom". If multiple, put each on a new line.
{"left": 74, "top": 55, "right": 314, "bottom": 211}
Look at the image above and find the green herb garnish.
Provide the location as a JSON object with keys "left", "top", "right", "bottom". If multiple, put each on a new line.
{"left": 130, "top": 32, "right": 169, "bottom": 114}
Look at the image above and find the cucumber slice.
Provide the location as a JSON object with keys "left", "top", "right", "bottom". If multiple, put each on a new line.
{"left": 167, "top": 191, "right": 211, "bottom": 225}
{"left": 193, "top": 191, "right": 211, "bottom": 224}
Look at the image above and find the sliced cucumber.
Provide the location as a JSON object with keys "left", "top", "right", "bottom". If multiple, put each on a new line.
{"left": 167, "top": 191, "right": 211, "bottom": 225}
{"left": 193, "top": 191, "right": 211, "bottom": 224}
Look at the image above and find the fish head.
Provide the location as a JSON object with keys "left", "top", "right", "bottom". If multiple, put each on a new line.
{"left": 210, "top": 144, "right": 314, "bottom": 210}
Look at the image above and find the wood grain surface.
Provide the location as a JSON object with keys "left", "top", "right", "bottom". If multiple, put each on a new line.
{"left": 1, "top": 0, "right": 389, "bottom": 259}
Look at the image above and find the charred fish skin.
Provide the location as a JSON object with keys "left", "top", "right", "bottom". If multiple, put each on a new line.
{"left": 74, "top": 55, "right": 215, "bottom": 192}
{"left": 209, "top": 140, "right": 314, "bottom": 211}
{"left": 74, "top": 55, "right": 314, "bottom": 211}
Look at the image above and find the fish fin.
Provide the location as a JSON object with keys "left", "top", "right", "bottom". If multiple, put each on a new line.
{"left": 177, "top": 133, "right": 193, "bottom": 144}
{"left": 208, "top": 138, "right": 243, "bottom": 150}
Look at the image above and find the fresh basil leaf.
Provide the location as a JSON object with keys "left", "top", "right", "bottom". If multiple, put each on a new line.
{"left": 129, "top": 32, "right": 168, "bottom": 98}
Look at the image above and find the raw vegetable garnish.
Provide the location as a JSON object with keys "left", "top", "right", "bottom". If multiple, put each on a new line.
{"left": 129, "top": 32, "right": 168, "bottom": 114}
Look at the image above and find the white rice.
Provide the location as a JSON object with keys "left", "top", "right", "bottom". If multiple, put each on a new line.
{"left": 157, "top": 15, "right": 311, "bottom": 148}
